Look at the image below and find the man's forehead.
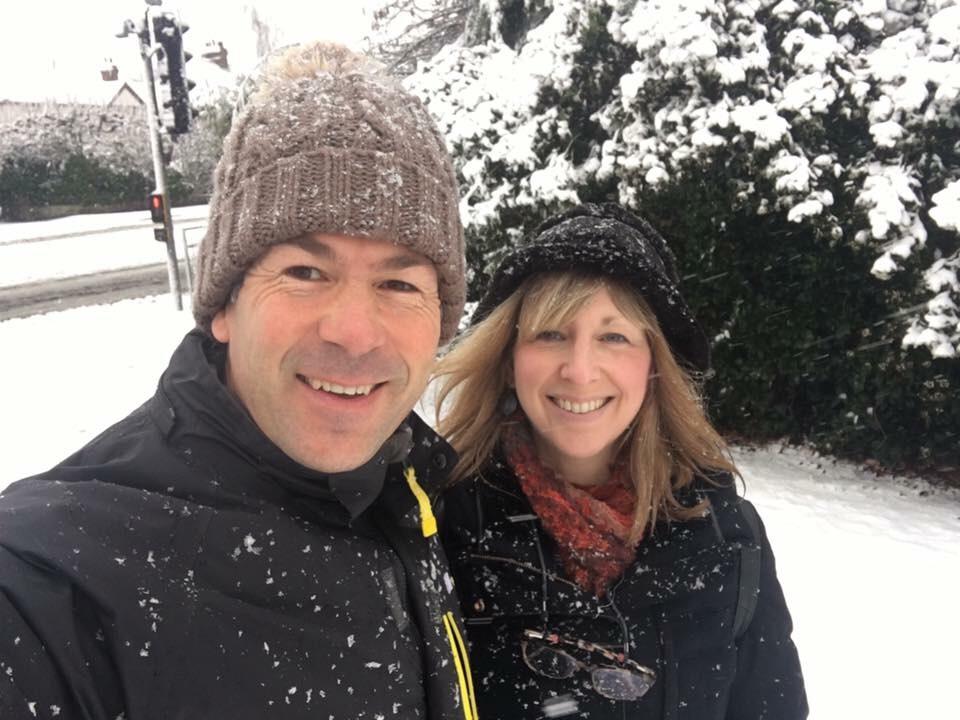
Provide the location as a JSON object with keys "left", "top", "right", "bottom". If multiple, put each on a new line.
{"left": 286, "top": 234, "right": 434, "bottom": 270}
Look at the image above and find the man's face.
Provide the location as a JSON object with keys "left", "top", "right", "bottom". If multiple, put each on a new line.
{"left": 211, "top": 233, "right": 442, "bottom": 473}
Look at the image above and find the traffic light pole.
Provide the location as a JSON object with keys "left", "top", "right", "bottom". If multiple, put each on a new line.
{"left": 137, "top": 10, "right": 183, "bottom": 310}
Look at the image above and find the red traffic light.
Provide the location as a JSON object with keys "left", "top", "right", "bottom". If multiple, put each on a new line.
{"left": 149, "top": 193, "right": 166, "bottom": 224}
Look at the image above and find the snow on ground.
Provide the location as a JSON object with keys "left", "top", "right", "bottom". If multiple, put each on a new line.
{"left": 0, "top": 296, "right": 194, "bottom": 479}
{"left": 0, "top": 205, "right": 208, "bottom": 245}
{"left": 735, "top": 448, "right": 959, "bottom": 720}
{"left": 0, "top": 206, "right": 208, "bottom": 287}
{"left": 1, "top": 296, "right": 958, "bottom": 720}
{"left": 0, "top": 226, "right": 207, "bottom": 286}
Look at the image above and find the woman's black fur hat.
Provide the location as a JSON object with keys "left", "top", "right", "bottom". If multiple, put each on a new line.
{"left": 472, "top": 202, "right": 711, "bottom": 373}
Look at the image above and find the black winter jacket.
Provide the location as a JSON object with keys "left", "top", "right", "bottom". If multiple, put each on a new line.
{"left": 0, "top": 330, "right": 476, "bottom": 720}
{"left": 441, "top": 456, "right": 807, "bottom": 720}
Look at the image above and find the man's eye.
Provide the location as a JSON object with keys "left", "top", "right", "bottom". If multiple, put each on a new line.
{"left": 285, "top": 266, "right": 324, "bottom": 281}
{"left": 381, "top": 279, "right": 419, "bottom": 293}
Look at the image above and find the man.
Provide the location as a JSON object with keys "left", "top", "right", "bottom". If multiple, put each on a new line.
{"left": 0, "top": 43, "right": 474, "bottom": 720}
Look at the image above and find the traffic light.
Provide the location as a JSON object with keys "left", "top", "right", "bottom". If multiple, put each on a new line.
{"left": 149, "top": 192, "right": 165, "bottom": 224}
{"left": 152, "top": 13, "right": 197, "bottom": 135}
{"left": 149, "top": 192, "right": 169, "bottom": 242}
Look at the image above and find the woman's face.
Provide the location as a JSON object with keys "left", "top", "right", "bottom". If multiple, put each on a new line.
{"left": 512, "top": 286, "right": 653, "bottom": 485}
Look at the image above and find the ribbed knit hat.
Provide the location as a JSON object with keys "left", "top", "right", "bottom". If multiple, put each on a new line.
{"left": 472, "top": 203, "right": 711, "bottom": 372}
{"left": 193, "top": 43, "right": 465, "bottom": 344}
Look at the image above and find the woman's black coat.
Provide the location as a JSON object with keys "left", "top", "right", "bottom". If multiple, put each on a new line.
{"left": 441, "top": 456, "right": 808, "bottom": 720}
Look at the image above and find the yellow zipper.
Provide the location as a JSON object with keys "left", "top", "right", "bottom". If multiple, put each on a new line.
{"left": 443, "top": 611, "right": 478, "bottom": 720}
{"left": 403, "top": 465, "right": 476, "bottom": 716}
{"left": 404, "top": 464, "right": 438, "bottom": 538}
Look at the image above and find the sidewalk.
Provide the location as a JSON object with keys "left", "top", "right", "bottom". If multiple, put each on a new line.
{"left": 0, "top": 205, "right": 209, "bottom": 245}
{"left": 0, "top": 206, "right": 208, "bottom": 288}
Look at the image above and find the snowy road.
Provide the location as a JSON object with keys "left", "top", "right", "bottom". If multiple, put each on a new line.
{"left": 0, "top": 295, "right": 957, "bottom": 720}
{"left": 0, "top": 264, "right": 176, "bottom": 321}
{"left": 0, "top": 206, "right": 207, "bottom": 319}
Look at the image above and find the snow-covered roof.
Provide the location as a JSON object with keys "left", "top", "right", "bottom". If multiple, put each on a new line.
{"left": 187, "top": 55, "right": 240, "bottom": 103}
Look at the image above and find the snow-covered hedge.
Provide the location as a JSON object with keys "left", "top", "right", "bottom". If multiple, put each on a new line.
{"left": 408, "top": 0, "right": 960, "bottom": 471}
{"left": 0, "top": 110, "right": 152, "bottom": 219}
{"left": 0, "top": 101, "right": 232, "bottom": 220}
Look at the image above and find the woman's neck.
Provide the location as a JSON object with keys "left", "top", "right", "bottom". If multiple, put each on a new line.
{"left": 534, "top": 441, "right": 613, "bottom": 488}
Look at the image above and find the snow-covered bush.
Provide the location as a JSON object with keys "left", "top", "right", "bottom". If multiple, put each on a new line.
{"left": 407, "top": 0, "right": 960, "bottom": 471}
{"left": 0, "top": 108, "right": 152, "bottom": 180}
{"left": 605, "top": 0, "right": 960, "bottom": 358}
{"left": 0, "top": 98, "right": 232, "bottom": 220}
{"left": 0, "top": 109, "right": 153, "bottom": 219}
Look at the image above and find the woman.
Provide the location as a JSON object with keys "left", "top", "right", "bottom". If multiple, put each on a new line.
{"left": 435, "top": 203, "right": 807, "bottom": 719}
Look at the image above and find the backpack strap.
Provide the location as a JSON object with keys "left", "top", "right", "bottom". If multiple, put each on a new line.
{"left": 699, "top": 490, "right": 763, "bottom": 641}
{"left": 732, "top": 500, "right": 762, "bottom": 640}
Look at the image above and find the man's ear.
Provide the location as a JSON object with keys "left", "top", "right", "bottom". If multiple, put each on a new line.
{"left": 211, "top": 308, "right": 230, "bottom": 344}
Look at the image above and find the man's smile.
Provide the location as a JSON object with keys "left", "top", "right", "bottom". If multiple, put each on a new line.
{"left": 296, "top": 374, "right": 378, "bottom": 397}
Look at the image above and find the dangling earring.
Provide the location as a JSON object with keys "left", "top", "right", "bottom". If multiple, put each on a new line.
{"left": 498, "top": 388, "right": 518, "bottom": 416}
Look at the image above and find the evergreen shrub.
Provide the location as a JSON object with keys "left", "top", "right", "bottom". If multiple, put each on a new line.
{"left": 635, "top": 164, "right": 960, "bottom": 472}
{"left": 410, "top": 0, "right": 960, "bottom": 476}
{"left": 459, "top": 160, "right": 960, "bottom": 474}
{"left": 0, "top": 98, "right": 233, "bottom": 220}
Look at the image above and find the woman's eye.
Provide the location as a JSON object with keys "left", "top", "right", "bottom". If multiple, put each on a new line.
{"left": 601, "top": 332, "right": 629, "bottom": 343}
{"left": 285, "top": 266, "right": 324, "bottom": 281}
{"left": 535, "top": 330, "right": 564, "bottom": 342}
{"left": 381, "top": 279, "right": 419, "bottom": 293}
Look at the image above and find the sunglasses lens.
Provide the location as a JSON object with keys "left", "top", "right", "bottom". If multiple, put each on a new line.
{"left": 591, "top": 667, "right": 655, "bottom": 701}
{"left": 523, "top": 643, "right": 579, "bottom": 680}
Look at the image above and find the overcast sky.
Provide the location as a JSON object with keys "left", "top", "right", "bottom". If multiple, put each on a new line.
{"left": 1, "top": 0, "right": 379, "bottom": 101}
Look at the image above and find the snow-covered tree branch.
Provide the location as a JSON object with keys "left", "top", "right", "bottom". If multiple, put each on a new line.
{"left": 400, "top": 0, "right": 960, "bottom": 471}
{"left": 408, "top": 0, "right": 960, "bottom": 358}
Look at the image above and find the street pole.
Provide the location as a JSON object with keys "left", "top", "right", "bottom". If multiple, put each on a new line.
{"left": 136, "top": 7, "right": 182, "bottom": 310}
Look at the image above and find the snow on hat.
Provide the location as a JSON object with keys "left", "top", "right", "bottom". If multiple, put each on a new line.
{"left": 193, "top": 42, "right": 465, "bottom": 344}
{"left": 472, "top": 202, "right": 711, "bottom": 372}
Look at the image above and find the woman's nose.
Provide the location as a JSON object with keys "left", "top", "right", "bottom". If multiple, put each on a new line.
{"left": 559, "top": 338, "right": 596, "bottom": 384}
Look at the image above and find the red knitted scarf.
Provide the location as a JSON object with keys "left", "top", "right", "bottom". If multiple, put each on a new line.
{"left": 502, "top": 423, "right": 639, "bottom": 596}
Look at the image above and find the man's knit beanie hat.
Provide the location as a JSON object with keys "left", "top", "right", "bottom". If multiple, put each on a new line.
{"left": 472, "top": 202, "right": 711, "bottom": 372}
{"left": 193, "top": 42, "right": 466, "bottom": 344}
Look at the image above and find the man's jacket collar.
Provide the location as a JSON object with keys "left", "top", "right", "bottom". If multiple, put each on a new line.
{"left": 151, "top": 329, "right": 455, "bottom": 519}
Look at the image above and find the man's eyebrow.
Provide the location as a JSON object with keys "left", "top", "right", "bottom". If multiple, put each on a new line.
{"left": 290, "top": 235, "right": 336, "bottom": 259}
{"left": 288, "top": 235, "right": 433, "bottom": 271}
{"left": 375, "top": 251, "right": 434, "bottom": 272}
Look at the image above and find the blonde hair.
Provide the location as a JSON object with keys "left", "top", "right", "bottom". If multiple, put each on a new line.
{"left": 434, "top": 273, "right": 738, "bottom": 541}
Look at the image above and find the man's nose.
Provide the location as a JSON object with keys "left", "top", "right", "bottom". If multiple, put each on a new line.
{"left": 558, "top": 337, "right": 597, "bottom": 384}
{"left": 315, "top": 282, "right": 386, "bottom": 356}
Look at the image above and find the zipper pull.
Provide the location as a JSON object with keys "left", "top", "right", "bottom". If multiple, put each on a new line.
{"left": 403, "top": 464, "right": 437, "bottom": 538}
